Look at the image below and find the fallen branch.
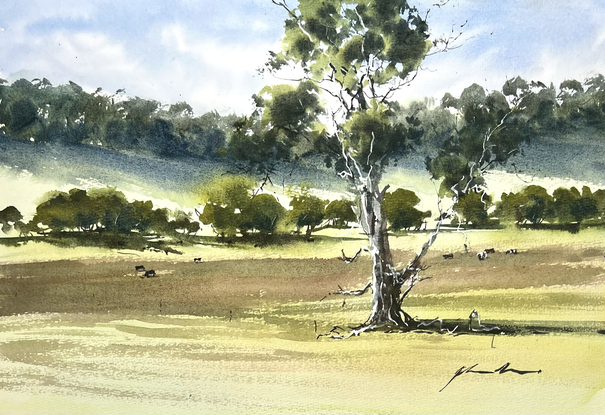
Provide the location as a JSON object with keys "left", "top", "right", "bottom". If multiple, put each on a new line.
{"left": 416, "top": 318, "right": 459, "bottom": 334}
{"left": 468, "top": 309, "right": 501, "bottom": 332}
{"left": 318, "top": 324, "right": 378, "bottom": 340}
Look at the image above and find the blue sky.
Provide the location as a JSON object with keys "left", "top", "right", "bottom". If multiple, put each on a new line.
{"left": 1, "top": 0, "right": 604, "bottom": 115}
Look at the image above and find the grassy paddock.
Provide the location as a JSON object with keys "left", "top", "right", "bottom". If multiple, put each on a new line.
{"left": 0, "top": 229, "right": 604, "bottom": 413}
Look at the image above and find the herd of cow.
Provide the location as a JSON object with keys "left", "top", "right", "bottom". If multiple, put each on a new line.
{"left": 133, "top": 247, "right": 519, "bottom": 279}
{"left": 443, "top": 248, "right": 518, "bottom": 261}
{"left": 134, "top": 257, "right": 203, "bottom": 278}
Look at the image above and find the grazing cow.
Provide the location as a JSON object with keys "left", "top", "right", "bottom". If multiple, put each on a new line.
{"left": 176, "top": 240, "right": 183, "bottom": 245}
{"left": 443, "top": 253, "right": 454, "bottom": 259}
{"left": 194, "top": 258, "right": 202, "bottom": 263}
{"left": 477, "top": 251, "right": 488, "bottom": 261}
{"left": 135, "top": 265, "right": 145, "bottom": 272}
{"left": 144, "top": 270, "right": 156, "bottom": 278}
{"left": 506, "top": 249, "right": 518, "bottom": 254}
{"left": 484, "top": 248, "right": 496, "bottom": 254}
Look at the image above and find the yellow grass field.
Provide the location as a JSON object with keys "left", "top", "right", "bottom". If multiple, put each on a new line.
{"left": 0, "top": 228, "right": 604, "bottom": 414}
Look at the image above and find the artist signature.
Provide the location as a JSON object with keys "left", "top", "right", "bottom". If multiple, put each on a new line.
{"left": 440, "top": 362, "right": 542, "bottom": 392}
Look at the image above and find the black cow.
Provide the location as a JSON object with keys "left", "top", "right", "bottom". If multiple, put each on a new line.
{"left": 443, "top": 253, "right": 454, "bottom": 259}
{"left": 477, "top": 251, "right": 488, "bottom": 261}
{"left": 135, "top": 265, "right": 145, "bottom": 272}
{"left": 194, "top": 258, "right": 202, "bottom": 263}
{"left": 484, "top": 248, "right": 496, "bottom": 254}
{"left": 144, "top": 270, "right": 156, "bottom": 278}
{"left": 506, "top": 249, "right": 518, "bottom": 254}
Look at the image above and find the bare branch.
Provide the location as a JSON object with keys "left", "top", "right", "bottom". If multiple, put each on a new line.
{"left": 340, "top": 247, "right": 366, "bottom": 263}
{"left": 271, "top": 0, "right": 314, "bottom": 44}
{"left": 334, "top": 281, "right": 372, "bottom": 296}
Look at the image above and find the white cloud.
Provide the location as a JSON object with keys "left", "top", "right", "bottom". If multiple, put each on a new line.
{"left": 4, "top": 1, "right": 95, "bottom": 38}
{"left": 251, "top": 20, "right": 270, "bottom": 33}
{"left": 158, "top": 23, "right": 279, "bottom": 113}
{"left": 2, "top": 1, "right": 605, "bottom": 116}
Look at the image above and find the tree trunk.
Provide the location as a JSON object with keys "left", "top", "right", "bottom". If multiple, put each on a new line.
{"left": 359, "top": 186, "right": 407, "bottom": 327}
{"left": 356, "top": 182, "right": 450, "bottom": 329}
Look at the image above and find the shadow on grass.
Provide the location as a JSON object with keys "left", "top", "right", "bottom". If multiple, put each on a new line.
{"left": 2, "top": 233, "right": 184, "bottom": 254}
{"left": 197, "top": 233, "right": 344, "bottom": 248}
{"left": 1, "top": 231, "right": 353, "bottom": 252}
{"left": 313, "top": 317, "right": 605, "bottom": 340}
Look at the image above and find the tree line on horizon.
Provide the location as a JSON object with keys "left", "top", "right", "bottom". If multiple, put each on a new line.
{"left": 1, "top": 73, "right": 605, "bottom": 166}
{"left": 0, "top": 77, "right": 238, "bottom": 159}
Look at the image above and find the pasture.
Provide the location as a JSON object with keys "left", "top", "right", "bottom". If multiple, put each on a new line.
{"left": 0, "top": 228, "right": 604, "bottom": 414}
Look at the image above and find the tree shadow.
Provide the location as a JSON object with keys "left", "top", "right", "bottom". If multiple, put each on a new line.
{"left": 321, "top": 317, "right": 604, "bottom": 339}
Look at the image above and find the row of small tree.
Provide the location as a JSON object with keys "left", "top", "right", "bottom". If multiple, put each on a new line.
{"left": 198, "top": 176, "right": 431, "bottom": 238}
{"left": 6, "top": 183, "right": 601, "bottom": 240}
{"left": 197, "top": 177, "right": 353, "bottom": 239}
{"left": 1, "top": 187, "right": 199, "bottom": 237}
{"left": 493, "top": 185, "right": 605, "bottom": 225}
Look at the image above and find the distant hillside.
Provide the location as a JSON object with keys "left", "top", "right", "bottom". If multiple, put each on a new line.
{"left": 0, "top": 133, "right": 349, "bottom": 214}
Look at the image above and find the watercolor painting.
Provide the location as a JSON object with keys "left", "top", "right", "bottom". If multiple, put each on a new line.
{"left": 1, "top": 1, "right": 604, "bottom": 413}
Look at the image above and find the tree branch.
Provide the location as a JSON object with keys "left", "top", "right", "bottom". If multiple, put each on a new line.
{"left": 340, "top": 247, "right": 367, "bottom": 263}
{"left": 334, "top": 281, "right": 372, "bottom": 296}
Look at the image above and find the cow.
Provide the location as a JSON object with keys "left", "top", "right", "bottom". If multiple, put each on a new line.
{"left": 135, "top": 265, "right": 145, "bottom": 272}
{"left": 443, "top": 253, "right": 454, "bottom": 259}
{"left": 194, "top": 258, "right": 202, "bottom": 263}
{"left": 144, "top": 270, "right": 156, "bottom": 278}
{"left": 506, "top": 249, "right": 518, "bottom": 255}
{"left": 484, "top": 248, "right": 496, "bottom": 254}
{"left": 477, "top": 251, "right": 488, "bottom": 261}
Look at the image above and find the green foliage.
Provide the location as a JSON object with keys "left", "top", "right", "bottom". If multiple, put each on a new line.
{"left": 0, "top": 206, "right": 23, "bottom": 234}
{"left": 198, "top": 175, "right": 254, "bottom": 237}
{"left": 198, "top": 175, "right": 287, "bottom": 237}
{"left": 343, "top": 101, "right": 421, "bottom": 174}
{"left": 325, "top": 199, "right": 357, "bottom": 228}
{"left": 269, "top": 0, "right": 430, "bottom": 85}
{"left": 495, "top": 185, "right": 553, "bottom": 225}
{"left": 230, "top": 82, "right": 325, "bottom": 173}
{"left": 287, "top": 186, "right": 328, "bottom": 238}
{"left": 426, "top": 80, "right": 538, "bottom": 198}
{"left": 383, "top": 188, "right": 430, "bottom": 231}
{"left": 552, "top": 187, "right": 579, "bottom": 224}
{"left": 171, "top": 210, "right": 201, "bottom": 235}
{"left": 199, "top": 203, "right": 239, "bottom": 238}
{"left": 453, "top": 191, "right": 492, "bottom": 227}
{"left": 520, "top": 185, "right": 552, "bottom": 224}
{"left": 29, "top": 187, "right": 184, "bottom": 235}
{"left": 242, "top": 194, "right": 286, "bottom": 235}
{"left": 242, "top": 0, "right": 432, "bottom": 185}
{"left": 493, "top": 185, "right": 602, "bottom": 227}
{"left": 0, "top": 77, "right": 234, "bottom": 159}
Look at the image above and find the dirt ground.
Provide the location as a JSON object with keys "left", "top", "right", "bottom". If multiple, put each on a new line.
{"left": 0, "top": 229, "right": 604, "bottom": 413}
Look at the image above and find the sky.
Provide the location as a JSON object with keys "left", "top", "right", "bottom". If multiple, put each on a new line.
{"left": 1, "top": 0, "right": 605, "bottom": 116}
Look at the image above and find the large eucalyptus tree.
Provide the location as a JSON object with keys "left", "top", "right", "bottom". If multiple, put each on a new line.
{"left": 239, "top": 0, "right": 539, "bottom": 333}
